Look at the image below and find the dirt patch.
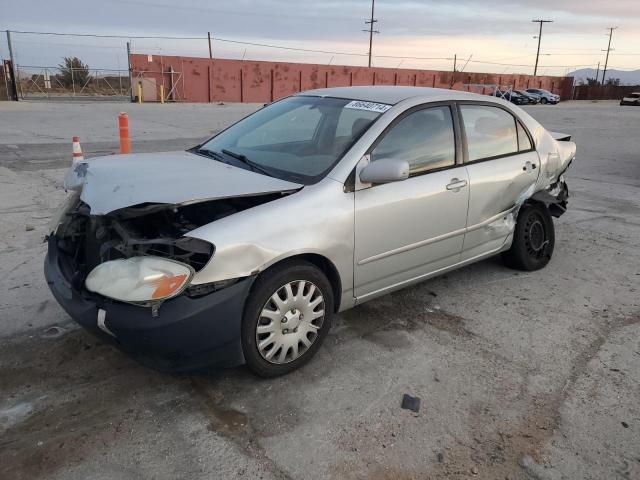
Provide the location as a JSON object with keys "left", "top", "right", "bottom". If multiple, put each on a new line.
{"left": 189, "top": 378, "right": 293, "bottom": 480}
{"left": 0, "top": 328, "right": 241, "bottom": 480}
{"left": 341, "top": 287, "right": 475, "bottom": 344}
{"left": 425, "top": 311, "right": 640, "bottom": 479}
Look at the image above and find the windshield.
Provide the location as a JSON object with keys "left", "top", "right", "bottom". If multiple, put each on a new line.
{"left": 198, "top": 96, "right": 385, "bottom": 184}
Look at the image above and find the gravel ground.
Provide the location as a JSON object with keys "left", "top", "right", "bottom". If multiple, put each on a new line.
{"left": 0, "top": 99, "right": 638, "bottom": 480}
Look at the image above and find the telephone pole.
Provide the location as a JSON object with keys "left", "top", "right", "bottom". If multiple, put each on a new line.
{"left": 601, "top": 27, "right": 617, "bottom": 85}
{"left": 532, "top": 19, "right": 553, "bottom": 76}
{"left": 363, "top": 0, "right": 379, "bottom": 68}
{"left": 450, "top": 54, "right": 457, "bottom": 88}
{"left": 5, "top": 30, "right": 18, "bottom": 100}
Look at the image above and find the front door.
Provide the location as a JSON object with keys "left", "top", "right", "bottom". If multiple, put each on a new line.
{"left": 354, "top": 105, "right": 469, "bottom": 299}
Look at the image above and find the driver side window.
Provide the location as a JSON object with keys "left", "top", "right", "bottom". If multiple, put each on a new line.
{"left": 371, "top": 106, "right": 455, "bottom": 174}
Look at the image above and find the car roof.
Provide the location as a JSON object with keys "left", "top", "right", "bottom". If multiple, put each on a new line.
{"left": 296, "top": 86, "right": 493, "bottom": 105}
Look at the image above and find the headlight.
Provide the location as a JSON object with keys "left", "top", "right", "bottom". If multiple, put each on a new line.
{"left": 85, "top": 256, "right": 194, "bottom": 303}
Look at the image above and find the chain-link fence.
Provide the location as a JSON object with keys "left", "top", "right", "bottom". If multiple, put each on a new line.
{"left": 16, "top": 65, "right": 131, "bottom": 100}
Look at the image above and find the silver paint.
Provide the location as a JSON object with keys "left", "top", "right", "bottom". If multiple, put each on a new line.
{"left": 63, "top": 151, "right": 301, "bottom": 215}
{"left": 65, "top": 87, "right": 575, "bottom": 312}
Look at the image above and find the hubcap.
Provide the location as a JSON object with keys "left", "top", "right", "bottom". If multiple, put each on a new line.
{"left": 524, "top": 212, "right": 549, "bottom": 258}
{"left": 529, "top": 219, "right": 545, "bottom": 251}
{"left": 256, "top": 280, "right": 325, "bottom": 364}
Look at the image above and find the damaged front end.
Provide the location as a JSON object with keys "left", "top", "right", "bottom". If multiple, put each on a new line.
{"left": 46, "top": 152, "right": 302, "bottom": 370}
{"left": 49, "top": 193, "right": 285, "bottom": 301}
{"left": 44, "top": 194, "right": 280, "bottom": 370}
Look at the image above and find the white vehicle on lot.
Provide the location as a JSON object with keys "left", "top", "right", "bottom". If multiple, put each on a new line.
{"left": 525, "top": 88, "right": 560, "bottom": 104}
{"left": 47, "top": 86, "right": 576, "bottom": 377}
{"left": 620, "top": 92, "right": 640, "bottom": 106}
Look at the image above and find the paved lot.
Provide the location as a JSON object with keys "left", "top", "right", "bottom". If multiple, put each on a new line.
{"left": 0, "top": 99, "right": 638, "bottom": 480}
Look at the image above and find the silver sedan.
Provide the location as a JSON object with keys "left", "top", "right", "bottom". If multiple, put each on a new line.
{"left": 47, "top": 86, "right": 576, "bottom": 377}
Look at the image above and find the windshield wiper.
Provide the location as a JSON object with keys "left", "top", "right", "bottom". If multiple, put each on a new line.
{"left": 193, "top": 147, "right": 225, "bottom": 162}
{"left": 221, "top": 149, "right": 273, "bottom": 177}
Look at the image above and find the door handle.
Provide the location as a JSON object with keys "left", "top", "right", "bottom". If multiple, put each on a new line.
{"left": 446, "top": 178, "right": 468, "bottom": 191}
{"left": 522, "top": 161, "right": 537, "bottom": 172}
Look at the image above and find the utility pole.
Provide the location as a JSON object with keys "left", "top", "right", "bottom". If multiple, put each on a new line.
{"left": 363, "top": 0, "right": 379, "bottom": 68}
{"left": 601, "top": 27, "right": 617, "bottom": 85}
{"left": 450, "top": 54, "right": 457, "bottom": 88}
{"left": 595, "top": 62, "right": 600, "bottom": 85}
{"left": 532, "top": 19, "right": 553, "bottom": 76}
{"left": 126, "top": 41, "right": 134, "bottom": 102}
{"left": 207, "top": 32, "right": 213, "bottom": 59}
{"left": 5, "top": 30, "right": 19, "bottom": 100}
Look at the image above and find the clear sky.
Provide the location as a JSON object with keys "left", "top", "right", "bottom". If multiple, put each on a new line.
{"left": 2, "top": 0, "right": 638, "bottom": 76}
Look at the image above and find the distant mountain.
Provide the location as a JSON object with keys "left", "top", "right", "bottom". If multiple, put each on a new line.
{"left": 568, "top": 68, "right": 640, "bottom": 86}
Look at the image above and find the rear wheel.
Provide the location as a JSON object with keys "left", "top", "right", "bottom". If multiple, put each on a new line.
{"left": 241, "top": 260, "right": 334, "bottom": 377}
{"left": 502, "top": 203, "right": 555, "bottom": 271}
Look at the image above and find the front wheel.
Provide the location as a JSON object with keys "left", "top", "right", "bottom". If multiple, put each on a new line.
{"left": 540, "top": 97, "right": 548, "bottom": 104}
{"left": 241, "top": 260, "right": 334, "bottom": 377}
{"left": 502, "top": 203, "right": 555, "bottom": 271}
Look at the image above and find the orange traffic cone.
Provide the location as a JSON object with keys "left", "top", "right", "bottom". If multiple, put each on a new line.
{"left": 72, "top": 136, "right": 84, "bottom": 163}
{"left": 118, "top": 113, "right": 132, "bottom": 154}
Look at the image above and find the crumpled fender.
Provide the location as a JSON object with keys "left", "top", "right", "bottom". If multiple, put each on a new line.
{"left": 185, "top": 179, "right": 355, "bottom": 301}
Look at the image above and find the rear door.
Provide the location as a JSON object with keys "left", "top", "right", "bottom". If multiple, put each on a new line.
{"left": 353, "top": 104, "right": 469, "bottom": 299}
{"left": 458, "top": 103, "right": 540, "bottom": 261}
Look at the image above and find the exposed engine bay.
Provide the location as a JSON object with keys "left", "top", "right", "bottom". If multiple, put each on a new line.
{"left": 52, "top": 193, "right": 283, "bottom": 294}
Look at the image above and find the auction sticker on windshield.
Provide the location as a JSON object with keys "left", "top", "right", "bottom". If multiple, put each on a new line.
{"left": 344, "top": 100, "right": 392, "bottom": 113}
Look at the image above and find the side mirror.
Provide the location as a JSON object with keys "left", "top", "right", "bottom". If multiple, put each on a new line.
{"left": 359, "top": 158, "right": 410, "bottom": 184}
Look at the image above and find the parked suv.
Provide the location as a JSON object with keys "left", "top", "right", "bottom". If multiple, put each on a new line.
{"left": 525, "top": 88, "right": 560, "bottom": 104}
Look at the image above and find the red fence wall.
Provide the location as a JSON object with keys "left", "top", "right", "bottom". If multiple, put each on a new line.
{"left": 130, "top": 54, "right": 574, "bottom": 103}
{"left": 572, "top": 84, "right": 639, "bottom": 100}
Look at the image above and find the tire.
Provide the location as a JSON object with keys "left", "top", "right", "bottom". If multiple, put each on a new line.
{"left": 540, "top": 97, "right": 548, "bottom": 104}
{"left": 241, "top": 260, "right": 334, "bottom": 377}
{"left": 502, "top": 203, "right": 555, "bottom": 271}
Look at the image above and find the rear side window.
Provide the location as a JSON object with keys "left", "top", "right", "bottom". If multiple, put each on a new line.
{"left": 516, "top": 121, "right": 532, "bottom": 151}
{"left": 371, "top": 106, "right": 455, "bottom": 174}
{"left": 460, "top": 105, "right": 518, "bottom": 161}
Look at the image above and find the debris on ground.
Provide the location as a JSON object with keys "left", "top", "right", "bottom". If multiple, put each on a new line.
{"left": 41, "top": 325, "right": 66, "bottom": 338}
{"left": 401, "top": 394, "right": 421, "bottom": 413}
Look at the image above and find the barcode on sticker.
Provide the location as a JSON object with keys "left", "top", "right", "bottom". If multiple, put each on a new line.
{"left": 344, "top": 100, "right": 392, "bottom": 113}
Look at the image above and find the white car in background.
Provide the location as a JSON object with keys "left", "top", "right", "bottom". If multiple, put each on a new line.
{"left": 620, "top": 92, "right": 640, "bottom": 106}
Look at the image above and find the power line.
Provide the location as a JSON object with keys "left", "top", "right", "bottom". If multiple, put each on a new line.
{"left": 4, "top": 28, "right": 635, "bottom": 72}
{"left": 7, "top": 29, "right": 370, "bottom": 56}
{"left": 7, "top": 29, "right": 206, "bottom": 40}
